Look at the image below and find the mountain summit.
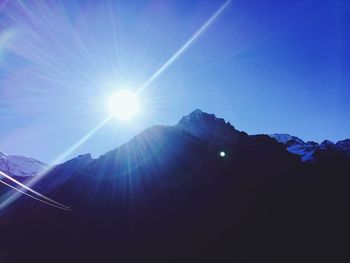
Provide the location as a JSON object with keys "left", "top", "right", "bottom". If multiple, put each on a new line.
{"left": 175, "top": 109, "right": 246, "bottom": 145}
{"left": 1, "top": 109, "right": 350, "bottom": 262}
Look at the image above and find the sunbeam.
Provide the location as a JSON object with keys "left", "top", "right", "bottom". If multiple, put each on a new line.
{"left": 50, "top": 116, "right": 112, "bottom": 165}
{"left": 0, "top": 116, "right": 111, "bottom": 212}
{"left": 136, "top": 0, "right": 232, "bottom": 94}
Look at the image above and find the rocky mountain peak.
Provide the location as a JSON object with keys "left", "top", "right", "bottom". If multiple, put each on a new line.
{"left": 175, "top": 109, "right": 241, "bottom": 144}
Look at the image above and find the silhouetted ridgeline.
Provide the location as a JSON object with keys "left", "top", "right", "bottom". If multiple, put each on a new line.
{"left": 1, "top": 110, "right": 349, "bottom": 262}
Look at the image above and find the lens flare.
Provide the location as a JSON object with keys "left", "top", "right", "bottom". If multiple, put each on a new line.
{"left": 137, "top": 0, "right": 232, "bottom": 93}
{"left": 0, "top": 170, "right": 70, "bottom": 211}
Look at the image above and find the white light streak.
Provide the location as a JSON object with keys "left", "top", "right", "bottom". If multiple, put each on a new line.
{"left": 50, "top": 116, "right": 112, "bottom": 165}
{"left": 0, "top": 170, "right": 70, "bottom": 210}
{"left": 0, "top": 179, "right": 71, "bottom": 211}
{"left": 0, "top": 116, "right": 111, "bottom": 212}
{"left": 137, "top": 0, "right": 232, "bottom": 93}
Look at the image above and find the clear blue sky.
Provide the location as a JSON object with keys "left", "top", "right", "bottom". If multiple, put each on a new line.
{"left": 0, "top": 0, "right": 349, "bottom": 163}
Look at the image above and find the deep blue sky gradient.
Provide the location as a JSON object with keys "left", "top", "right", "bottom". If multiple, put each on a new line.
{"left": 0, "top": 0, "right": 349, "bottom": 163}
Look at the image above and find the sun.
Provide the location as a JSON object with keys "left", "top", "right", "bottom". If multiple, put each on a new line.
{"left": 108, "top": 90, "right": 139, "bottom": 120}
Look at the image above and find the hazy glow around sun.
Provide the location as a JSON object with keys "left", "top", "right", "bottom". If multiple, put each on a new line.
{"left": 108, "top": 90, "right": 139, "bottom": 120}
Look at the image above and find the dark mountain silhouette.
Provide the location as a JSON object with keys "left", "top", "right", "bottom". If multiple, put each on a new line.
{"left": 1, "top": 109, "right": 350, "bottom": 263}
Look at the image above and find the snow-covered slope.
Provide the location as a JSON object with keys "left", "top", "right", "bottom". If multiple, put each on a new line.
{"left": 268, "top": 134, "right": 319, "bottom": 161}
{"left": 269, "top": 134, "right": 350, "bottom": 161}
{"left": 336, "top": 139, "right": 350, "bottom": 155}
{"left": 0, "top": 152, "right": 48, "bottom": 177}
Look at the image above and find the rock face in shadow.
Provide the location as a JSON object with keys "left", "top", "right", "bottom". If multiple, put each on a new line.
{"left": 1, "top": 110, "right": 350, "bottom": 263}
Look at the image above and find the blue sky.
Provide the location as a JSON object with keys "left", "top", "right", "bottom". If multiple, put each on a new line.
{"left": 0, "top": 0, "right": 349, "bottom": 163}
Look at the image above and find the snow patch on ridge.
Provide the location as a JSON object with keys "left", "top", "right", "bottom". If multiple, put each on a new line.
{"left": 0, "top": 152, "right": 48, "bottom": 177}
{"left": 269, "top": 134, "right": 319, "bottom": 161}
{"left": 269, "top": 134, "right": 350, "bottom": 161}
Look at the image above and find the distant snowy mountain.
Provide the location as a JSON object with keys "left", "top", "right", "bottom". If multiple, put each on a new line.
{"left": 269, "top": 134, "right": 350, "bottom": 161}
{"left": 336, "top": 139, "right": 350, "bottom": 155}
{"left": 0, "top": 152, "right": 48, "bottom": 177}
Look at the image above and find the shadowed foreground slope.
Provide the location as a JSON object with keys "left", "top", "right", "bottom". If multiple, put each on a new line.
{"left": 1, "top": 110, "right": 350, "bottom": 262}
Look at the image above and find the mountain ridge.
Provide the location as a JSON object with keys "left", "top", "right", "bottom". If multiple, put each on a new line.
{"left": 1, "top": 109, "right": 349, "bottom": 178}
{"left": 1, "top": 109, "right": 350, "bottom": 262}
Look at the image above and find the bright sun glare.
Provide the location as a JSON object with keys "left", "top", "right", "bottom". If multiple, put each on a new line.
{"left": 108, "top": 90, "right": 139, "bottom": 120}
